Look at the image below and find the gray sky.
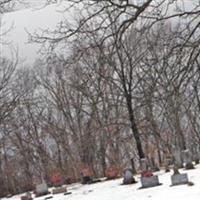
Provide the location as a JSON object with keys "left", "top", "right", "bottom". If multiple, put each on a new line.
{"left": 1, "top": 2, "right": 64, "bottom": 65}
{"left": 1, "top": 0, "right": 198, "bottom": 65}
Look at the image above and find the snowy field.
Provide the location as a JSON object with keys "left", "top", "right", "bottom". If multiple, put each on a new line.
{"left": 3, "top": 165, "right": 200, "bottom": 200}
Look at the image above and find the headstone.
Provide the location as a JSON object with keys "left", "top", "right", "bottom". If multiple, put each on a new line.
{"left": 191, "top": 145, "right": 200, "bottom": 164}
{"left": 140, "top": 175, "right": 161, "bottom": 189}
{"left": 182, "top": 149, "right": 194, "bottom": 169}
{"left": 35, "top": 182, "right": 49, "bottom": 197}
{"left": 171, "top": 173, "right": 189, "bottom": 186}
{"left": 174, "top": 150, "right": 183, "bottom": 168}
{"left": 139, "top": 158, "right": 161, "bottom": 189}
{"left": 81, "top": 167, "right": 93, "bottom": 184}
{"left": 123, "top": 168, "right": 136, "bottom": 185}
{"left": 170, "top": 165, "right": 189, "bottom": 186}
{"left": 52, "top": 187, "right": 67, "bottom": 195}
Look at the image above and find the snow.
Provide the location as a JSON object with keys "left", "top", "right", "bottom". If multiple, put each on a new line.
{"left": 3, "top": 165, "right": 200, "bottom": 200}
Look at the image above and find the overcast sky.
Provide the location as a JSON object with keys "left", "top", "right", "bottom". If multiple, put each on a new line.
{"left": 1, "top": 0, "right": 198, "bottom": 66}
{"left": 1, "top": 2, "right": 65, "bottom": 65}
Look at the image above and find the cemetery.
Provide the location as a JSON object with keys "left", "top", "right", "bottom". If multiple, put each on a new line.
{"left": 6, "top": 151, "right": 199, "bottom": 200}
{"left": 1, "top": 1, "right": 200, "bottom": 200}
{"left": 2, "top": 149, "right": 199, "bottom": 200}
{"left": 1, "top": 163, "right": 199, "bottom": 200}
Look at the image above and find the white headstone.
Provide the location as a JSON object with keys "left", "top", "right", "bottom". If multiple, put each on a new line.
{"left": 36, "top": 182, "right": 48, "bottom": 195}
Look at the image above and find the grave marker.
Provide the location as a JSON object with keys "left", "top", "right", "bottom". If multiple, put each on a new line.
{"left": 81, "top": 166, "right": 93, "bottom": 184}
{"left": 174, "top": 150, "right": 183, "bottom": 168}
{"left": 182, "top": 149, "right": 194, "bottom": 170}
{"left": 140, "top": 175, "right": 161, "bottom": 188}
{"left": 171, "top": 173, "right": 189, "bottom": 186}
{"left": 52, "top": 187, "right": 67, "bottom": 195}
{"left": 122, "top": 168, "right": 136, "bottom": 185}
{"left": 171, "top": 166, "right": 189, "bottom": 186}
{"left": 139, "top": 158, "right": 161, "bottom": 189}
{"left": 35, "top": 182, "right": 49, "bottom": 197}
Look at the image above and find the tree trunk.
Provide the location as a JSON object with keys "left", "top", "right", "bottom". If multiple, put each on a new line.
{"left": 126, "top": 94, "right": 145, "bottom": 159}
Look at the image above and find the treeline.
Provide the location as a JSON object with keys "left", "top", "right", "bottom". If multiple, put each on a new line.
{"left": 1, "top": 0, "right": 200, "bottom": 197}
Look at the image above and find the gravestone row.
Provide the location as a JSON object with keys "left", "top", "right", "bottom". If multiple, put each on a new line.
{"left": 21, "top": 151, "right": 196, "bottom": 200}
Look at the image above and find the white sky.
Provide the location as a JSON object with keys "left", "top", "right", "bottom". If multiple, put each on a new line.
{"left": 0, "top": 0, "right": 198, "bottom": 65}
{"left": 1, "top": 2, "right": 66, "bottom": 65}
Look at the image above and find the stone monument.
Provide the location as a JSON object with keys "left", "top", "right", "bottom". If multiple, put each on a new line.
{"left": 174, "top": 149, "right": 183, "bottom": 168}
{"left": 171, "top": 166, "right": 189, "bottom": 186}
{"left": 139, "top": 158, "right": 161, "bottom": 189}
{"left": 35, "top": 182, "right": 49, "bottom": 197}
{"left": 122, "top": 168, "right": 136, "bottom": 185}
{"left": 182, "top": 149, "right": 194, "bottom": 170}
{"left": 81, "top": 166, "right": 93, "bottom": 184}
{"left": 52, "top": 187, "right": 67, "bottom": 195}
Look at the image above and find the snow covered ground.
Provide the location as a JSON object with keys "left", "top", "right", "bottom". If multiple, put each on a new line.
{"left": 3, "top": 166, "right": 200, "bottom": 200}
